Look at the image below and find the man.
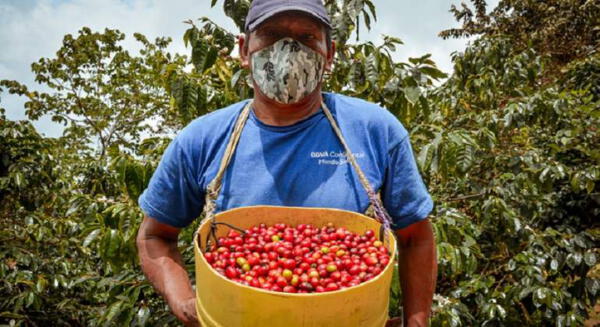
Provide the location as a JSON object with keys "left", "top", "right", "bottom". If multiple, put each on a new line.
{"left": 136, "top": 0, "right": 437, "bottom": 326}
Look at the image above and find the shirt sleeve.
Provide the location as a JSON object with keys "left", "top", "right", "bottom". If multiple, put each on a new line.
{"left": 138, "top": 137, "right": 204, "bottom": 228}
{"left": 381, "top": 136, "right": 434, "bottom": 230}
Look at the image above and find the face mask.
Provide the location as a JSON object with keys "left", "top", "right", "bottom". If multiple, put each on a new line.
{"left": 250, "top": 37, "right": 325, "bottom": 104}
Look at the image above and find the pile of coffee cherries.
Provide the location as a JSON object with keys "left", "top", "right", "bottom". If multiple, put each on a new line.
{"left": 203, "top": 222, "right": 391, "bottom": 293}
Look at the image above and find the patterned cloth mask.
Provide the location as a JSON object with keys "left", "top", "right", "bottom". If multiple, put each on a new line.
{"left": 251, "top": 37, "right": 325, "bottom": 104}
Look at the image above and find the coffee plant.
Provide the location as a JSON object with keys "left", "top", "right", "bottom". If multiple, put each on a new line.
{"left": 1, "top": 0, "right": 597, "bottom": 326}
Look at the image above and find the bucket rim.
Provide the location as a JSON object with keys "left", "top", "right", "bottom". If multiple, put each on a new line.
{"left": 212, "top": 205, "right": 383, "bottom": 220}
{"left": 194, "top": 205, "right": 397, "bottom": 297}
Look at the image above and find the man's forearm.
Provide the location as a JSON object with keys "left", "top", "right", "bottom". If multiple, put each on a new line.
{"left": 136, "top": 235, "right": 195, "bottom": 306}
{"left": 396, "top": 220, "right": 438, "bottom": 327}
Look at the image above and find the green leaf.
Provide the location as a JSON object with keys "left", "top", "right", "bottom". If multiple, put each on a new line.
{"left": 365, "top": 53, "right": 378, "bottom": 84}
{"left": 182, "top": 27, "right": 197, "bottom": 48}
{"left": 566, "top": 253, "right": 582, "bottom": 269}
{"left": 586, "top": 278, "right": 599, "bottom": 296}
{"left": 136, "top": 306, "right": 150, "bottom": 326}
{"left": 191, "top": 40, "right": 208, "bottom": 70}
{"left": 403, "top": 86, "right": 420, "bottom": 105}
{"left": 202, "top": 47, "right": 219, "bottom": 72}
{"left": 550, "top": 259, "right": 558, "bottom": 271}
{"left": 573, "top": 234, "right": 587, "bottom": 248}
{"left": 420, "top": 66, "right": 448, "bottom": 80}
{"left": 388, "top": 263, "right": 401, "bottom": 317}
{"left": 230, "top": 69, "right": 244, "bottom": 88}
{"left": 417, "top": 143, "right": 432, "bottom": 171}
{"left": 584, "top": 252, "right": 596, "bottom": 266}
{"left": 507, "top": 259, "right": 516, "bottom": 271}
{"left": 13, "top": 172, "right": 23, "bottom": 188}
{"left": 35, "top": 276, "right": 47, "bottom": 293}
{"left": 365, "top": 0, "right": 377, "bottom": 21}
{"left": 570, "top": 173, "right": 581, "bottom": 191}
{"left": 586, "top": 179, "right": 595, "bottom": 193}
{"left": 496, "top": 305, "right": 506, "bottom": 319}
{"left": 533, "top": 287, "right": 548, "bottom": 308}
{"left": 103, "top": 300, "right": 124, "bottom": 326}
{"left": 83, "top": 229, "right": 101, "bottom": 247}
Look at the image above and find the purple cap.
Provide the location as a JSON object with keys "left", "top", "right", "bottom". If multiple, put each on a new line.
{"left": 245, "top": 0, "right": 332, "bottom": 32}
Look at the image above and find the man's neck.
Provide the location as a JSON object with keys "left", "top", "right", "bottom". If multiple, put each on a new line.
{"left": 252, "top": 89, "right": 323, "bottom": 126}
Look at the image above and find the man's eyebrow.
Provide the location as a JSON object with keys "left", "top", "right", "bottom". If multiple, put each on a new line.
{"left": 257, "top": 22, "right": 321, "bottom": 33}
{"left": 256, "top": 25, "right": 283, "bottom": 34}
{"left": 298, "top": 28, "right": 321, "bottom": 34}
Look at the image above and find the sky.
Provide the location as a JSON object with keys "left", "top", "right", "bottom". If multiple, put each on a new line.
{"left": 0, "top": 0, "right": 499, "bottom": 137}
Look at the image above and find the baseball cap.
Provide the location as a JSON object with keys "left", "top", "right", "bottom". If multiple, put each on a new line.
{"left": 245, "top": 0, "right": 332, "bottom": 33}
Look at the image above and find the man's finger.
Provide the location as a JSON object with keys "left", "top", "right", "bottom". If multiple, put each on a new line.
{"left": 385, "top": 316, "right": 403, "bottom": 327}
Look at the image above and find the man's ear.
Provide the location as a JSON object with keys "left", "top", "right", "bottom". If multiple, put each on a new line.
{"left": 324, "top": 40, "right": 336, "bottom": 72}
{"left": 239, "top": 34, "right": 250, "bottom": 69}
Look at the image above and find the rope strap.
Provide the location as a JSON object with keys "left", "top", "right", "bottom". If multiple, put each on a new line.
{"left": 202, "top": 100, "right": 253, "bottom": 250}
{"left": 201, "top": 98, "right": 393, "bottom": 249}
{"left": 320, "top": 101, "right": 393, "bottom": 240}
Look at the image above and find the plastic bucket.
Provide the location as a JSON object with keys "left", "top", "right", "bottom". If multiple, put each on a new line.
{"left": 193, "top": 205, "right": 397, "bottom": 327}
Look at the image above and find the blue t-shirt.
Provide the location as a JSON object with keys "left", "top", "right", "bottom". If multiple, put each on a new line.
{"left": 138, "top": 92, "right": 433, "bottom": 230}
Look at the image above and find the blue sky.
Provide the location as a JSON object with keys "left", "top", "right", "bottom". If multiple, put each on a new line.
{"left": 0, "top": 0, "right": 498, "bottom": 137}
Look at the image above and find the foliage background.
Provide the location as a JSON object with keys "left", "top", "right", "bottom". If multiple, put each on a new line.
{"left": 1, "top": 0, "right": 598, "bottom": 326}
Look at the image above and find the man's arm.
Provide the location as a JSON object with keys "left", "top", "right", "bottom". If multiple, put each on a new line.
{"left": 136, "top": 215, "right": 199, "bottom": 327}
{"left": 395, "top": 217, "right": 437, "bottom": 327}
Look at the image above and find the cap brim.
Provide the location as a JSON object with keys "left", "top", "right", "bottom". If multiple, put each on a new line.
{"left": 246, "top": 5, "right": 332, "bottom": 32}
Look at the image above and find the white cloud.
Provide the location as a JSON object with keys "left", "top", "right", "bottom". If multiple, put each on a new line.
{"left": 358, "top": 0, "right": 499, "bottom": 77}
{"left": 0, "top": 0, "right": 233, "bottom": 136}
{"left": 0, "top": 0, "right": 499, "bottom": 137}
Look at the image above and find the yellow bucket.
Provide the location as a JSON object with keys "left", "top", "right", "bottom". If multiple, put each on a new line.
{"left": 193, "top": 205, "right": 397, "bottom": 327}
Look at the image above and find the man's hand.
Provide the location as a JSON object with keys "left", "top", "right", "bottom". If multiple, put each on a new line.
{"left": 172, "top": 297, "right": 200, "bottom": 327}
{"left": 136, "top": 215, "right": 199, "bottom": 327}
{"left": 385, "top": 316, "right": 403, "bottom": 327}
{"left": 395, "top": 217, "right": 437, "bottom": 327}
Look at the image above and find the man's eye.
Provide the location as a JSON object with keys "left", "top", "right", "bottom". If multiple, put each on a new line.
{"left": 257, "top": 30, "right": 278, "bottom": 39}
